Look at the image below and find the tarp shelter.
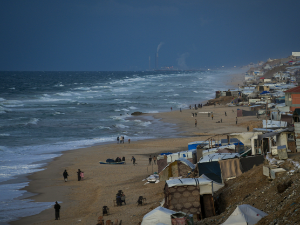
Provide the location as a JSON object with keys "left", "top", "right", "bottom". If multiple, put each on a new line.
{"left": 141, "top": 206, "right": 175, "bottom": 225}
{"left": 165, "top": 177, "right": 224, "bottom": 195}
{"left": 164, "top": 177, "right": 223, "bottom": 219}
{"left": 219, "top": 158, "right": 243, "bottom": 180}
{"left": 159, "top": 158, "right": 196, "bottom": 181}
{"left": 197, "top": 161, "right": 223, "bottom": 183}
{"left": 222, "top": 204, "right": 267, "bottom": 225}
{"left": 240, "top": 155, "right": 265, "bottom": 173}
{"left": 260, "top": 91, "right": 270, "bottom": 95}
{"left": 198, "top": 153, "right": 240, "bottom": 163}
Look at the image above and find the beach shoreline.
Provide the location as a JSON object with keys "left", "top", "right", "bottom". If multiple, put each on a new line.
{"left": 9, "top": 72, "right": 251, "bottom": 225}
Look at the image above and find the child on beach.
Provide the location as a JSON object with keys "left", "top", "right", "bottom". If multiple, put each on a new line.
{"left": 80, "top": 171, "right": 84, "bottom": 180}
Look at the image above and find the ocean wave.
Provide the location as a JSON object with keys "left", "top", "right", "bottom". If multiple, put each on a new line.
{"left": 0, "top": 133, "right": 10, "bottom": 137}
{"left": 95, "top": 126, "right": 111, "bottom": 130}
{"left": 55, "top": 92, "right": 73, "bottom": 97}
{"left": 129, "top": 106, "right": 137, "bottom": 110}
{"left": 73, "top": 87, "right": 91, "bottom": 91}
{"left": 1, "top": 100, "right": 24, "bottom": 108}
{"left": 52, "top": 111, "right": 65, "bottom": 115}
{"left": 26, "top": 118, "right": 39, "bottom": 125}
{"left": 0, "top": 98, "right": 6, "bottom": 102}
{"left": 115, "top": 124, "right": 129, "bottom": 129}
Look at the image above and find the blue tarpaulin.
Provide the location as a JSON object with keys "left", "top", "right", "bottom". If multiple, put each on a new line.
{"left": 260, "top": 91, "right": 270, "bottom": 95}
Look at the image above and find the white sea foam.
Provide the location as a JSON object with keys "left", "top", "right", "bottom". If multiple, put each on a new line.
{"left": 115, "top": 124, "right": 129, "bottom": 129}
{"left": 26, "top": 118, "right": 39, "bottom": 125}
{"left": 0, "top": 133, "right": 10, "bottom": 136}
{"left": 0, "top": 98, "right": 6, "bottom": 102}
{"left": 129, "top": 106, "right": 137, "bottom": 110}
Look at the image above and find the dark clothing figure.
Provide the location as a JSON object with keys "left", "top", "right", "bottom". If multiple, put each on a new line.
{"left": 121, "top": 194, "right": 126, "bottom": 205}
{"left": 236, "top": 117, "right": 238, "bottom": 125}
{"left": 54, "top": 202, "right": 61, "bottom": 220}
{"left": 221, "top": 118, "right": 222, "bottom": 123}
{"left": 212, "top": 114, "right": 214, "bottom": 120}
{"left": 225, "top": 112, "right": 227, "bottom": 116}
{"left": 195, "top": 119, "right": 197, "bottom": 127}
{"left": 195, "top": 113, "right": 197, "bottom": 117}
{"left": 116, "top": 194, "right": 122, "bottom": 206}
{"left": 77, "top": 169, "right": 81, "bottom": 181}
{"left": 180, "top": 108, "right": 182, "bottom": 112}
{"left": 63, "top": 170, "right": 68, "bottom": 182}
{"left": 117, "top": 136, "right": 119, "bottom": 143}
{"left": 153, "top": 156, "right": 157, "bottom": 165}
{"left": 128, "top": 139, "right": 130, "bottom": 144}
{"left": 149, "top": 155, "right": 152, "bottom": 165}
{"left": 122, "top": 156, "right": 125, "bottom": 161}
{"left": 192, "top": 113, "right": 194, "bottom": 117}
{"left": 131, "top": 156, "right": 136, "bottom": 165}
{"left": 247, "top": 126, "right": 249, "bottom": 131}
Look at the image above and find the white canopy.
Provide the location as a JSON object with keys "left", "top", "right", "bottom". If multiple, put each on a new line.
{"left": 166, "top": 176, "right": 224, "bottom": 195}
{"left": 222, "top": 204, "right": 268, "bottom": 225}
{"left": 141, "top": 206, "right": 175, "bottom": 225}
{"left": 198, "top": 153, "right": 240, "bottom": 163}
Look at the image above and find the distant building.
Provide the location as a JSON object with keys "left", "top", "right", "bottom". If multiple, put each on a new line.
{"left": 285, "top": 86, "right": 300, "bottom": 111}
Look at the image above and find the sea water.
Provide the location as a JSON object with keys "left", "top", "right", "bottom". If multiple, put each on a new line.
{"left": 0, "top": 70, "right": 240, "bottom": 223}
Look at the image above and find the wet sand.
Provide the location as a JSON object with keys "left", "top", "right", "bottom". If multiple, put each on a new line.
{"left": 10, "top": 73, "right": 255, "bottom": 225}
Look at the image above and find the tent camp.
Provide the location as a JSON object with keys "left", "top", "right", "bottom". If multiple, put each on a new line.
{"left": 141, "top": 206, "right": 175, "bottom": 225}
{"left": 222, "top": 204, "right": 268, "bottom": 225}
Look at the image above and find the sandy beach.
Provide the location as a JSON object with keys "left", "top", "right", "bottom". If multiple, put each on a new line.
{"left": 10, "top": 73, "right": 259, "bottom": 225}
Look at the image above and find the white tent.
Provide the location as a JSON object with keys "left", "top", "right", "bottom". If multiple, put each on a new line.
{"left": 141, "top": 206, "right": 175, "bottom": 225}
{"left": 222, "top": 204, "right": 268, "bottom": 225}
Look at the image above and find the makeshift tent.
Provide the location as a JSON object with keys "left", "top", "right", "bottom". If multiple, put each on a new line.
{"left": 165, "top": 177, "right": 223, "bottom": 195}
{"left": 141, "top": 206, "right": 175, "bottom": 225}
{"left": 198, "top": 161, "right": 222, "bottom": 183}
{"left": 159, "top": 158, "right": 196, "bottom": 181}
{"left": 164, "top": 177, "right": 223, "bottom": 219}
{"left": 222, "top": 204, "right": 267, "bottom": 225}
{"left": 218, "top": 158, "right": 243, "bottom": 180}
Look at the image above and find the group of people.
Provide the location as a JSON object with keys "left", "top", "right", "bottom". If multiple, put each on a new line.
{"left": 148, "top": 155, "right": 157, "bottom": 165}
{"left": 117, "top": 136, "right": 130, "bottom": 144}
{"left": 189, "top": 104, "right": 203, "bottom": 110}
{"left": 62, "top": 169, "right": 84, "bottom": 182}
{"left": 116, "top": 190, "right": 126, "bottom": 206}
{"left": 115, "top": 156, "right": 125, "bottom": 162}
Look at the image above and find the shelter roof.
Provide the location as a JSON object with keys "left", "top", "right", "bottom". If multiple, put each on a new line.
{"left": 165, "top": 177, "right": 222, "bottom": 188}
{"left": 143, "top": 206, "right": 175, "bottom": 219}
{"left": 198, "top": 153, "right": 240, "bottom": 163}
{"left": 284, "top": 86, "right": 300, "bottom": 93}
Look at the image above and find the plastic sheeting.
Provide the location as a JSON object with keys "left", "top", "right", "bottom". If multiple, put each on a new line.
{"left": 219, "top": 158, "right": 243, "bottom": 180}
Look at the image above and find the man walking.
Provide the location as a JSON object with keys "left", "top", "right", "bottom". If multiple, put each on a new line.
{"left": 54, "top": 201, "right": 61, "bottom": 220}
{"left": 149, "top": 155, "right": 152, "bottom": 165}
{"left": 236, "top": 117, "right": 238, "bottom": 125}
{"left": 131, "top": 156, "right": 136, "bottom": 166}
{"left": 63, "top": 170, "right": 68, "bottom": 182}
{"left": 195, "top": 119, "right": 197, "bottom": 127}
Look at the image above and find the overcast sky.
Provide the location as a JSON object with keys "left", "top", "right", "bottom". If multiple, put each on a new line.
{"left": 1, "top": 0, "right": 300, "bottom": 71}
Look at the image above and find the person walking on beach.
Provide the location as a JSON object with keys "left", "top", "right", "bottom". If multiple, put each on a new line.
{"left": 236, "top": 117, "right": 238, "bottom": 125}
{"left": 195, "top": 119, "right": 197, "bottom": 127}
{"left": 128, "top": 138, "right": 130, "bottom": 144}
{"left": 131, "top": 156, "right": 136, "bottom": 166}
{"left": 54, "top": 201, "right": 61, "bottom": 220}
{"left": 225, "top": 111, "right": 227, "bottom": 116}
{"left": 117, "top": 136, "right": 119, "bottom": 144}
{"left": 247, "top": 126, "right": 249, "bottom": 131}
{"left": 80, "top": 171, "right": 84, "bottom": 180}
{"left": 153, "top": 155, "right": 157, "bottom": 165}
{"left": 211, "top": 114, "right": 214, "bottom": 120}
{"left": 63, "top": 170, "right": 68, "bottom": 182}
{"left": 149, "top": 155, "right": 152, "bottom": 165}
{"left": 77, "top": 169, "right": 82, "bottom": 181}
{"left": 180, "top": 108, "right": 182, "bottom": 112}
{"left": 171, "top": 107, "right": 172, "bottom": 111}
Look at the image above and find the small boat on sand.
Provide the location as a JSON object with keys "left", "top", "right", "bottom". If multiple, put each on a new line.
{"left": 99, "top": 158, "right": 125, "bottom": 165}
